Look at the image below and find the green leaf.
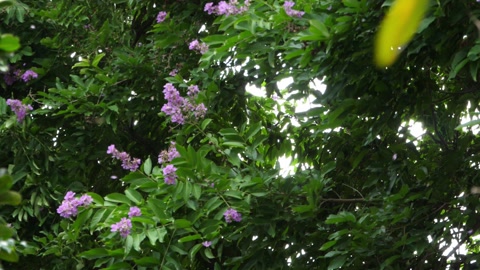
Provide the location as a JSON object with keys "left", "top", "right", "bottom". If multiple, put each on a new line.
{"left": 189, "top": 244, "right": 202, "bottom": 260}
{"left": 0, "top": 224, "right": 13, "bottom": 239}
{"left": 325, "top": 211, "right": 356, "bottom": 224}
{"left": 309, "top": 20, "right": 330, "bottom": 39}
{"left": 204, "top": 248, "right": 215, "bottom": 259}
{"left": 0, "top": 191, "right": 21, "bottom": 205}
{"left": 125, "top": 235, "right": 133, "bottom": 256}
{"left": 222, "top": 141, "right": 245, "bottom": 148}
{"left": 0, "top": 249, "right": 18, "bottom": 262}
{"left": 147, "top": 198, "right": 168, "bottom": 220}
{"left": 105, "top": 193, "right": 131, "bottom": 205}
{"left": 125, "top": 189, "right": 143, "bottom": 204}
{"left": 0, "top": 34, "right": 20, "bottom": 52}
{"left": 79, "top": 248, "right": 109, "bottom": 259}
{"left": 146, "top": 228, "right": 159, "bottom": 245}
{"left": 174, "top": 219, "right": 192, "bottom": 229}
{"left": 455, "top": 119, "right": 480, "bottom": 130}
{"left": 224, "top": 190, "right": 243, "bottom": 200}
{"left": 90, "top": 208, "right": 108, "bottom": 231}
{"left": 134, "top": 256, "right": 160, "bottom": 266}
{"left": 92, "top": 53, "right": 106, "bottom": 67}
{"left": 143, "top": 157, "right": 152, "bottom": 175}
{"left": 328, "top": 255, "right": 347, "bottom": 270}
{"left": 0, "top": 174, "right": 13, "bottom": 193}
{"left": 319, "top": 240, "right": 337, "bottom": 251}
{"left": 192, "top": 184, "right": 201, "bottom": 200}
{"left": 201, "top": 118, "right": 213, "bottom": 130}
{"left": 178, "top": 234, "right": 201, "bottom": 243}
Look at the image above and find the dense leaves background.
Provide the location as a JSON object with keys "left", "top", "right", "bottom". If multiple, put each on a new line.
{"left": 1, "top": 0, "right": 480, "bottom": 269}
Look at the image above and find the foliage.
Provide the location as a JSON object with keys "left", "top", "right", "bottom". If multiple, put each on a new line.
{"left": 1, "top": 0, "right": 480, "bottom": 269}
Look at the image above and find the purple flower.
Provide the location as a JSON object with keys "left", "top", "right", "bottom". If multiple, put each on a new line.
{"left": 189, "top": 40, "right": 200, "bottom": 51}
{"left": 202, "top": 241, "right": 212, "bottom": 247}
{"left": 163, "top": 164, "right": 178, "bottom": 185}
{"left": 78, "top": 194, "right": 93, "bottom": 206}
{"left": 169, "top": 69, "right": 178, "bottom": 76}
{"left": 217, "top": 1, "right": 231, "bottom": 14}
{"left": 188, "top": 40, "right": 208, "bottom": 54}
{"left": 158, "top": 142, "right": 180, "bottom": 164}
{"left": 128, "top": 206, "right": 142, "bottom": 218}
{"left": 204, "top": 0, "right": 248, "bottom": 16}
{"left": 224, "top": 208, "right": 242, "bottom": 223}
{"left": 57, "top": 191, "right": 92, "bottom": 218}
{"left": 121, "top": 157, "right": 141, "bottom": 172}
{"left": 107, "top": 144, "right": 116, "bottom": 155}
{"left": 194, "top": 104, "right": 207, "bottom": 119}
{"left": 187, "top": 85, "right": 200, "bottom": 96}
{"left": 107, "top": 145, "right": 141, "bottom": 171}
{"left": 21, "top": 70, "right": 38, "bottom": 82}
{"left": 6, "top": 99, "right": 33, "bottom": 123}
{"left": 284, "top": 1, "right": 294, "bottom": 9}
{"left": 204, "top": 3, "right": 216, "bottom": 14}
{"left": 284, "top": 1, "right": 304, "bottom": 18}
{"left": 57, "top": 200, "right": 79, "bottom": 218}
{"left": 156, "top": 11, "right": 167, "bottom": 23}
{"left": 161, "top": 83, "right": 207, "bottom": 125}
{"left": 64, "top": 191, "right": 76, "bottom": 201}
{"left": 198, "top": 43, "right": 209, "bottom": 54}
{"left": 111, "top": 217, "right": 132, "bottom": 237}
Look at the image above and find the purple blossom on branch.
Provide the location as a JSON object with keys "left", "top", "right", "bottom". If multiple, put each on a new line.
{"left": 106, "top": 144, "right": 141, "bottom": 171}
{"left": 283, "top": 1, "right": 305, "bottom": 18}
{"left": 202, "top": 241, "right": 212, "bottom": 247}
{"left": 57, "top": 191, "right": 93, "bottom": 218}
{"left": 128, "top": 206, "right": 142, "bottom": 218}
{"left": 156, "top": 11, "right": 167, "bottom": 23}
{"left": 204, "top": 0, "right": 250, "bottom": 16}
{"left": 6, "top": 99, "right": 33, "bottom": 123}
{"left": 224, "top": 208, "right": 242, "bottom": 223}
{"left": 163, "top": 164, "right": 178, "bottom": 185}
{"left": 21, "top": 70, "right": 38, "bottom": 82}
{"left": 158, "top": 141, "right": 180, "bottom": 164}
{"left": 161, "top": 83, "right": 207, "bottom": 125}
{"left": 111, "top": 217, "right": 132, "bottom": 237}
{"left": 188, "top": 39, "right": 209, "bottom": 54}
{"left": 169, "top": 69, "right": 178, "bottom": 76}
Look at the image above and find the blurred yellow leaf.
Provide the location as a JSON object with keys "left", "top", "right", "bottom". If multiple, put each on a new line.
{"left": 374, "top": 0, "right": 429, "bottom": 67}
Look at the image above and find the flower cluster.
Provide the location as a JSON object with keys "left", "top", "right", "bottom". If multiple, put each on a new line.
{"left": 107, "top": 144, "right": 141, "bottom": 171}
{"left": 284, "top": 1, "right": 304, "bottom": 18}
{"left": 4, "top": 69, "right": 38, "bottom": 85}
{"left": 111, "top": 206, "right": 142, "bottom": 237}
{"left": 6, "top": 99, "right": 33, "bottom": 123}
{"left": 169, "top": 69, "right": 178, "bottom": 76}
{"left": 163, "top": 164, "right": 178, "bottom": 185}
{"left": 188, "top": 39, "right": 209, "bottom": 54}
{"left": 21, "top": 70, "right": 38, "bottom": 82}
{"left": 111, "top": 217, "right": 132, "bottom": 238}
{"left": 204, "top": 0, "right": 250, "bottom": 16}
{"left": 57, "top": 191, "right": 93, "bottom": 218}
{"left": 161, "top": 83, "right": 207, "bottom": 125}
{"left": 128, "top": 206, "right": 142, "bottom": 218}
{"left": 224, "top": 208, "right": 242, "bottom": 223}
{"left": 158, "top": 141, "right": 180, "bottom": 164}
{"left": 156, "top": 11, "right": 167, "bottom": 23}
{"left": 158, "top": 142, "right": 180, "bottom": 185}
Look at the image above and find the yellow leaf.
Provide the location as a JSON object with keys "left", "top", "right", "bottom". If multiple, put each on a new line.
{"left": 374, "top": 0, "right": 429, "bottom": 67}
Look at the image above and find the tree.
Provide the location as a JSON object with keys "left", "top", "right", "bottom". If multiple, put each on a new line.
{"left": 1, "top": 0, "right": 480, "bottom": 269}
